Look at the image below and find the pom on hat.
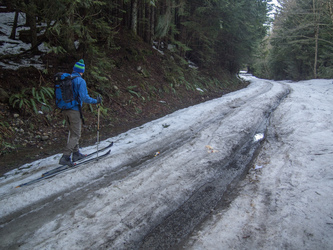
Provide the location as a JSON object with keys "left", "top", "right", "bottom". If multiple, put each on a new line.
{"left": 73, "top": 59, "right": 85, "bottom": 73}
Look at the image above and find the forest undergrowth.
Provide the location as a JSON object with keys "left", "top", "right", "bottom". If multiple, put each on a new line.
{"left": 0, "top": 32, "right": 248, "bottom": 175}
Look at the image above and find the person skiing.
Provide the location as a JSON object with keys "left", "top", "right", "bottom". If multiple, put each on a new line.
{"left": 59, "top": 59, "right": 102, "bottom": 166}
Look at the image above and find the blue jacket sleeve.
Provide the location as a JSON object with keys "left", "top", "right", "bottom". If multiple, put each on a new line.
{"left": 75, "top": 77, "right": 97, "bottom": 105}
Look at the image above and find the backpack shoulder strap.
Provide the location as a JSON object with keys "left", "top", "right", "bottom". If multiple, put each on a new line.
{"left": 70, "top": 75, "right": 85, "bottom": 124}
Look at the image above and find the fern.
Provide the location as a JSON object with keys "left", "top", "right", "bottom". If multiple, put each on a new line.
{"left": 30, "top": 98, "right": 38, "bottom": 114}
{"left": 9, "top": 86, "right": 54, "bottom": 114}
{"left": 128, "top": 90, "right": 140, "bottom": 98}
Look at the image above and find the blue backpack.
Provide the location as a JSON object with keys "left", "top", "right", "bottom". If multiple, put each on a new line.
{"left": 54, "top": 73, "right": 79, "bottom": 110}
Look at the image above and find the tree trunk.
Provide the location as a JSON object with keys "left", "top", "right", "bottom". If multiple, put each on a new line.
{"left": 138, "top": 0, "right": 144, "bottom": 38}
{"left": 313, "top": 0, "right": 319, "bottom": 79}
{"left": 62, "top": 8, "right": 76, "bottom": 53}
{"left": 10, "top": 10, "right": 19, "bottom": 40}
{"left": 144, "top": 3, "right": 151, "bottom": 43}
{"left": 327, "top": 0, "right": 333, "bottom": 23}
{"left": 151, "top": 5, "right": 155, "bottom": 40}
{"left": 314, "top": 24, "right": 318, "bottom": 79}
{"left": 121, "top": 0, "right": 130, "bottom": 28}
{"left": 25, "top": 3, "right": 38, "bottom": 53}
{"left": 131, "top": 0, "right": 138, "bottom": 34}
{"left": 29, "top": 14, "right": 38, "bottom": 52}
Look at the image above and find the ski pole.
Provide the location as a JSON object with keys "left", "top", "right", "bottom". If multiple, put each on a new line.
{"left": 97, "top": 104, "right": 100, "bottom": 157}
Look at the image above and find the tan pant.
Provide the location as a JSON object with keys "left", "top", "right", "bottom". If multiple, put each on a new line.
{"left": 63, "top": 110, "right": 81, "bottom": 156}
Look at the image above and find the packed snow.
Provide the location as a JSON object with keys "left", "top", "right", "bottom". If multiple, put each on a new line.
{"left": 1, "top": 74, "right": 333, "bottom": 249}
{"left": 182, "top": 76, "right": 333, "bottom": 249}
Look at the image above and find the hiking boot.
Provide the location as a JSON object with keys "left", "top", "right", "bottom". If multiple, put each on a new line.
{"left": 59, "top": 155, "right": 74, "bottom": 167}
{"left": 72, "top": 151, "right": 87, "bottom": 162}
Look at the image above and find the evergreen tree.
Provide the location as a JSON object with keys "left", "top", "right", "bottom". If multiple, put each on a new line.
{"left": 2, "top": 0, "right": 272, "bottom": 78}
{"left": 268, "top": 0, "right": 333, "bottom": 80}
{"left": 214, "top": 0, "right": 271, "bottom": 74}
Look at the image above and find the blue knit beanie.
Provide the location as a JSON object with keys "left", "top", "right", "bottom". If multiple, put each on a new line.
{"left": 73, "top": 59, "right": 85, "bottom": 73}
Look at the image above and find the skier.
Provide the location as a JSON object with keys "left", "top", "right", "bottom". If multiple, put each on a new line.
{"left": 59, "top": 59, "right": 102, "bottom": 166}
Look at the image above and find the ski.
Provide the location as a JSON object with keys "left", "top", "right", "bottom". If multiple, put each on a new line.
{"left": 16, "top": 150, "right": 111, "bottom": 188}
{"left": 41, "top": 142, "right": 113, "bottom": 177}
{"left": 82, "top": 141, "right": 113, "bottom": 158}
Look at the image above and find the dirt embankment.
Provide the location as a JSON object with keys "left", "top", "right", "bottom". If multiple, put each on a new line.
{"left": 0, "top": 36, "right": 248, "bottom": 175}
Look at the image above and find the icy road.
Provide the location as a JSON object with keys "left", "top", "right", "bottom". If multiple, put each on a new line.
{"left": 1, "top": 74, "right": 332, "bottom": 249}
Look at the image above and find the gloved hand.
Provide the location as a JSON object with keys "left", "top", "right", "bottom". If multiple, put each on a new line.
{"left": 96, "top": 95, "right": 102, "bottom": 104}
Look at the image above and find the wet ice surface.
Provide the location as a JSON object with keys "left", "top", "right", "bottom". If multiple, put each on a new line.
{"left": 1, "top": 75, "right": 332, "bottom": 249}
